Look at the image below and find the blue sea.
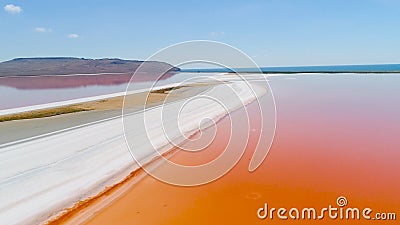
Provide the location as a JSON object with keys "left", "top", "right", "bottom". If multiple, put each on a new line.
{"left": 180, "top": 64, "right": 400, "bottom": 73}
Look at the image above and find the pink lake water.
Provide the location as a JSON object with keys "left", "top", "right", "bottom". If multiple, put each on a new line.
{"left": 0, "top": 72, "right": 210, "bottom": 110}
{"left": 82, "top": 74, "right": 400, "bottom": 225}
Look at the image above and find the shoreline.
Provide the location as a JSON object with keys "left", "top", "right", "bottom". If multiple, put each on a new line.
{"left": 0, "top": 85, "right": 187, "bottom": 122}
{"left": 45, "top": 87, "right": 265, "bottom": 225}
{"left": 0, "top": 82, "right": 186, "bottom": 116}
{"left": 44, "top": 148, "right": 179, "bottom": 225}
{"left": 0, "top": 80, "right": 266, "bottom": 225}
{"left": 0, "top": 83, "right": 212, "bottom": 225}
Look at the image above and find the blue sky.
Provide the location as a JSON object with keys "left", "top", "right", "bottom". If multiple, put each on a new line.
{"left": 1, "top": 0, "right": 400, "bottom": 66}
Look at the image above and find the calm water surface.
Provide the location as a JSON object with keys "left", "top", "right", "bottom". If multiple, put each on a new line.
{"left": 85, "top": 74, "right": 400, "bottom": 225}
{"left": 0, "top": 72, "right": 210, "bottom": 110}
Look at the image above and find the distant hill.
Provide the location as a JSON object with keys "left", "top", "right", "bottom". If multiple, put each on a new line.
{"left": 0, "top": 57, "right": 180, "bottom": 77}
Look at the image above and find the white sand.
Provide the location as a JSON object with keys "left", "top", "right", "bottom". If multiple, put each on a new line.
{"left": 0, "top": 80, "right": 267, "bottom": 225}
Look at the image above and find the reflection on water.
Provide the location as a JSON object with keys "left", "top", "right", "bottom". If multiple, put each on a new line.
{"left": 0, "top": 72, "right": 214, "bottom": 110}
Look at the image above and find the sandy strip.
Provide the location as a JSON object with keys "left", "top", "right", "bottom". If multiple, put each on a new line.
{"left": 0, "top": 84, "right": 212, "bottom": 145}
{"left": 0, "top": 82, "right": 188, "bottom": 116}
{"left": 0, "top": 85, "right": 188, "bottom": 122}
